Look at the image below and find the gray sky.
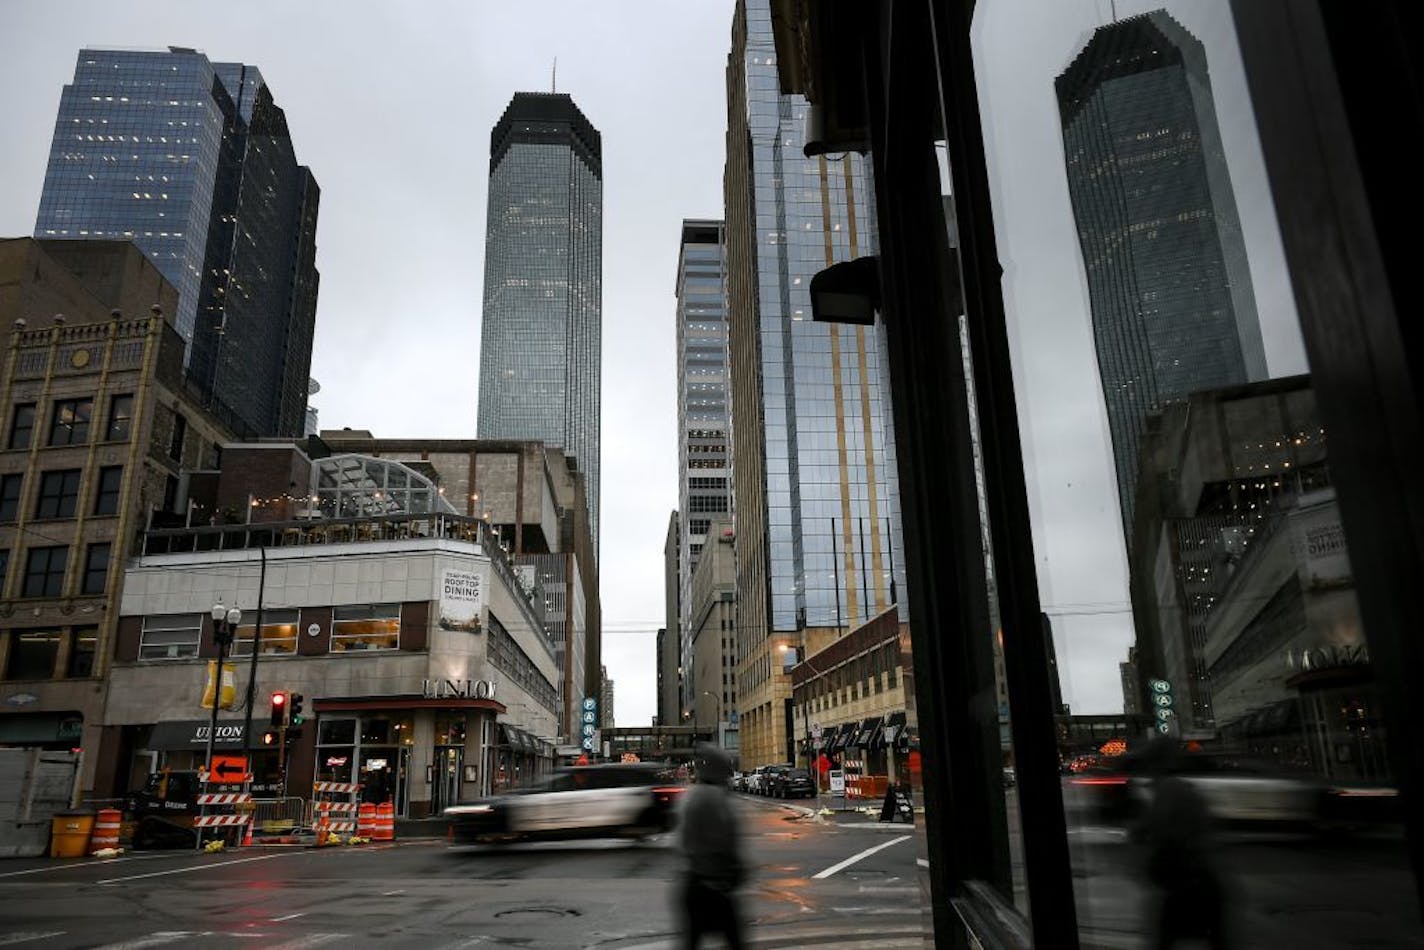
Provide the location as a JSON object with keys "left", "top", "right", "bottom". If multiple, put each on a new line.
{"left": 1, "top": 1, "right": 1314, "bottom": 726}
{"left": 0, "top": 1, "right": 734, "bottom": 727}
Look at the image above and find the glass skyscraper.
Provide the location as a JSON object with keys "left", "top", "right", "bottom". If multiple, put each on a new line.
{"left": 1056, "top": 12, "right": 1267, "bottom": 533}
{"left": 726, "top": 0, "right": 907, "bottom": 767}
{"left": 477, "top": 93, "right": 602, "bottom": 547}
{"left": 34, "top": 47, "right": 320, "bottom": 438}
{"left": 675, "top": 219, "right": 732, "bottom": 716}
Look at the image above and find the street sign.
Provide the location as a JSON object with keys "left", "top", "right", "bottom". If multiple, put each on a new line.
{"left": 829, "top": 769, "right": 845, "bottom": 795}
{"left": 1153, "top": 693, "right": 1174, "bottom": 708}
{"left": 582, "top": 697, "right": 597, "bottom": 712}
{"left": 811, "top": 721, "right": 823, "bottom": 741}
{"left": 1148, "top": 678, "right": 1172, "bottom": 694}
{"left": 207, "top": 754, "right": 250, "bottom": 783}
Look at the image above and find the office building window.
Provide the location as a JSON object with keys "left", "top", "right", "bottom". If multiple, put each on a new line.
{"left": 22, "top": 546, "right": 68, "bottom": 598}
{"left": 82, "top": 542, "right": 110, "bottom": 595}
{"left": 35, "top": 469, "right": 82, "bottom": 519}
{"left": 168, "top": 412, "right": 186, "bottom": 462}
{"left": 0, "top": 474, "right": 21, "bottom": 521}
{"left": 4, "top": 629, "right": 61, "bottom": 680}
{"left": 106, "top": 395, "right": 134, "bottom": 442}
{"left": 330, "top": 604, "right": 400, "bottom": 652}
{"left": 139, "top": 614, "right": 203, "bottom": 660}
{"left": 67, "top": 627, "right": 98, "bottom": 678}
{"left": 234, "top": 609, "right": 301, "bottom": 656}
{"left": 7, "top": 404, "right": 36, "bottom": 450}
{"left": 49, "top": 398, "right": 93, "bottom": 446}
{"left": 93, "top": 466, "right": 122, "bottom": 516}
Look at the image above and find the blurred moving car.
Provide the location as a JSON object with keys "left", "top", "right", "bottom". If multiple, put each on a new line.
{"left": 445, "top": 763, "right": 684, "bottom": 845}
{"left": 1070, "top": 749, "right": 1352, "bottom": 830}
{"left": 771, "top": 767, "right": 816, "bottom": 799}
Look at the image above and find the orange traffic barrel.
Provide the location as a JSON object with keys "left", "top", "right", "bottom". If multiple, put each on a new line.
{"left": 88, "top": 809, "right": 122, "bottom": 854}
{"left": 372, "top": 802, "right": 395, "bottom": 841}
{"left": 358, "top": 802, "right": 377, "bottom": 838}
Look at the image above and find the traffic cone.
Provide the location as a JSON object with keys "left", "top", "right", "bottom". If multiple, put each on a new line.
{"left": 242, "top": 821, "right": 253, "bottom": 848}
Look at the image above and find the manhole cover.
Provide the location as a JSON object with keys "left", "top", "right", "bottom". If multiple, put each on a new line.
{"left": 494, "top": 907, "right": 582, "bottom": 920}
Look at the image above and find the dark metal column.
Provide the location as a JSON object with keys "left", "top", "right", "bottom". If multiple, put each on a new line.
{"left": 860, "top": 4, "right": 1011, "bottom": 941}
{"left": 924, "top": 0, "right": 1082, "bottom": 942}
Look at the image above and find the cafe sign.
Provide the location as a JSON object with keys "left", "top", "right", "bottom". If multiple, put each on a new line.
{"left": 421, "top": 678, "right": 497, "bottom": 700}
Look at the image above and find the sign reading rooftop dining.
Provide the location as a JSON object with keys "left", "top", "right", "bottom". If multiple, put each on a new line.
{"left": 439, "top": 567, "right": 483, "bottom": 633}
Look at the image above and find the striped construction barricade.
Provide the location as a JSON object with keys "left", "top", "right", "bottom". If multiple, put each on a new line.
{"left": 311, "top": 781, "right": 361, "bottom": 845}
{"left": 195, "top": 790, "right": 252, "bottom": 847}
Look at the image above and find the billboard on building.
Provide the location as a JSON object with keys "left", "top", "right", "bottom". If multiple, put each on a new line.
{"left": 439, "top": 567, "right": 483, "bottom": 633}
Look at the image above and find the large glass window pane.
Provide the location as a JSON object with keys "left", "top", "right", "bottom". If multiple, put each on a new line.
{"left": 969, "top": 3, "right": 1421, "bottom": 943}
{"left": 35, "top": 469, "right": 82, "bottom": 519}
{"left": 330, "top": 604, "right": 400, "bottom": 652}
{"left": 48, "top": 398, "right": 93, "bottom": 446}
{"left": 233, "top": 608, "right": 300, "bottom": 657}
{"left": 22, "top": 546, "right": 68, "bottom": 598}
{"left": 139, "top": 613, "right": 202, "bottom": 660}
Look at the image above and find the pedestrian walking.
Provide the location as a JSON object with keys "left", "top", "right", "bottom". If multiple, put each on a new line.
{"left": 677, "top": 743, "right": 748, "bottom": 949}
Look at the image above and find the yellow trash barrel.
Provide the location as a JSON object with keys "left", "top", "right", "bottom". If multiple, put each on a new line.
{"left": 50, "top": 811, "right": 96, "bottom": 858}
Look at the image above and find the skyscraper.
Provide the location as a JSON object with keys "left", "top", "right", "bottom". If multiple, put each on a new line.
{"left": 34, "top": 47, "right": 320, "bottom": 437}
{"left": 1056, "top": 12, "right": 1267, "bottom": 533}
{"left": 675, "top": 219, "right": 731, "bottom": 718}
{"left": 725, "top": 0, "right": 908, "bottom": 768}
{"left": 477, "top": 93, "right": 602, "bottom": 546}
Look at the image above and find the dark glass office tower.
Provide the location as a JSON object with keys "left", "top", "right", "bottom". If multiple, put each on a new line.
{"left": 35, "top": 47, "right": 320, "bottom": 437}
{"left": 1056, "top": 12, "right": 1267, "bottom": 533}
{"left": 478, "top": 93, "right": 602, "bottom": 546}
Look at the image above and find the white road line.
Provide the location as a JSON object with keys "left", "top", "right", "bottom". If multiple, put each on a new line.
{"left": 382, "top": 889, "right": 405, "bottom": 896}
{"left": 0, "top": 853, "right": 174, "bottom": 879}
{"left": 270, "top": 913, "right": 305, "bottom": 922}
{"left": 0, "top": 934, "right": 67, "bottom": 946}
{"left": 916, "top": 857, "right": 929, "bottom": 868}
{"left": 90, "top": 933, "right": 193, "bottom": 949}
{"left": 97, "top": 851, "right": 298, "bottom": 885}
{"left": 812, "top": 834, "right": 912, "bottom": 879}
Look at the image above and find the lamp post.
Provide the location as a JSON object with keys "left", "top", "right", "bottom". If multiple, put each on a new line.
{"left": 781, "top": 639, "right": 819, "bottom": 793}
{"left": 199, "top": 601, "right": 242, "bottom": 849}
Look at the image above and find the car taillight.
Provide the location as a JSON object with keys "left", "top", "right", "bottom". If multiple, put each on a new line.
{"left": 653, "top": 786, "right": 687, "bottom": 803}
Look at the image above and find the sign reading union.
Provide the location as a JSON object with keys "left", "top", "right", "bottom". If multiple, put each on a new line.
{"left": 422, "top": 678, "right": 497, "bottom": 700}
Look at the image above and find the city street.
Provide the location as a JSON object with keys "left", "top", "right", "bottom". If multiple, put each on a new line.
{"left": 0, "top": 797, "right": 931, "bottom": 949}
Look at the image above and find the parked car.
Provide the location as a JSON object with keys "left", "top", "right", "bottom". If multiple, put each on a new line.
{"left": 730, "top": 771, "right": 746, "bottom": 792}
{"left": 744, "top": 765, "right": 769, "bottom": 795}
{"left": 445, "top": 763, "right": 684, "bottom": 845}
{"left": 761, "top": 764, "right": 793, "bottom": 797}
{"left": 773, "top": 767, "right": 816, "bottom": 799}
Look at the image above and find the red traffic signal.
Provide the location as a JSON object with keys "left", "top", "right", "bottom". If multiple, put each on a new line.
{"left": 269, "top": 691, "right": 289, "bottom": 728}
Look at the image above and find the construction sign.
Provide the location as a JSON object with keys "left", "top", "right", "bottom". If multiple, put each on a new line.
{"left": 206, "top": 755, "right": 251, "bottom": 784}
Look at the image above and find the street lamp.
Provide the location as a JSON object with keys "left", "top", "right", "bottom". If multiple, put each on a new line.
{"left": 781, "top": 640, "right": 819, "bottom": 791}
{"left": 199, "top": 601, "right": 241, "bottom": 850}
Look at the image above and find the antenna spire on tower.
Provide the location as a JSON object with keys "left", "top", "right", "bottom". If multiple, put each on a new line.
{"left": 552, "top": 57, "right": 557, "bottom": 93}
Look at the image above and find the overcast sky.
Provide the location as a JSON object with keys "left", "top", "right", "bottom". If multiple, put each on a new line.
{"left": 0, "top": 1, "right": 734, "bottom": 728}
{"left": 1, "top": 1, "right": 1315, "bottom": 726}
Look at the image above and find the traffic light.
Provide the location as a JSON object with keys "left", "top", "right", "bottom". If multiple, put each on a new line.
{"left": 269, "top": 690, "right": 288, "bottom": 728}
{"left": 289, "top": 693, "right": 304, "bottom": 726}
{"left": 262, "top": 731, "right": 276, "bottom": 746}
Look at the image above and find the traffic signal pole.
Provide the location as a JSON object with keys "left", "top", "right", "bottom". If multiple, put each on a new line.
{"left": 239, "top": 546, "right": 267, "bottom": 781}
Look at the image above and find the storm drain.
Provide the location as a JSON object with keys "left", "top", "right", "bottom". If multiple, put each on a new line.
{"left": 494, "top": 907, "right": 582, "bottom": 920}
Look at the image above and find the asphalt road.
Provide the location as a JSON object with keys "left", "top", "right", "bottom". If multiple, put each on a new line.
{"left": 0, "top": 796, "right": 932, "bottom": 949}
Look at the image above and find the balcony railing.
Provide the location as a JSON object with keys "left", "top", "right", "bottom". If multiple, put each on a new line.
{"left": 141, "top": 512, "right": 498, "bottom": 556}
